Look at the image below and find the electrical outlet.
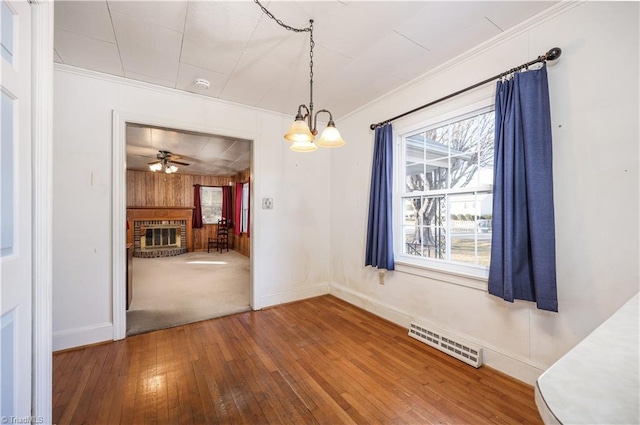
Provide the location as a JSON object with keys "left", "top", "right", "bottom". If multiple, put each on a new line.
{"left": 262, "top": 198, "right": 273, "bottom": 209}
{"left": 378, "top": 270, "right": 386, "bottom": 285}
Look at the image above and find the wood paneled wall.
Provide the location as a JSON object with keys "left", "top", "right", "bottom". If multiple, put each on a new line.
{"left": 127, "top": 170, "right": 250, "bottom": 256}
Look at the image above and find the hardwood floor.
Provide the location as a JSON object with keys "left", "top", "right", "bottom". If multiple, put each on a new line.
{"left": 53, "top": 295, "right": 543, "bottom": 424}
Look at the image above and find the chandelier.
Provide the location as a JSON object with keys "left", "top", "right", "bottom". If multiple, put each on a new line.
{"left": 255, "top": 0, "right": 346, "bottom": 152}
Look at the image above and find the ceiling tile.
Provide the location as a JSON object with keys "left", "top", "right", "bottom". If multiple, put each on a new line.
{"left": 424, "top": 19, "right": 502, "bottom": 68}
{"left": 126, "top": 126, "right": 152, "bottom": 147}
{"left": 180, "top": 2, "right": 259, "bottom": 74}
{"left": 54, "top": 28, "right": 123, "bottom": 76}
{"left": 347, "top": 32, "right": 430, "bottom": 83}
{"left": 107, "top": 1, "right": 188, "bottom": 33}
{"left": 180, "top": 36, "right": 246, "bottom": 76}
{"left": 175, "top": 63, "right": 228, "bottom": 97}
{"left": 111, "top": 10, "right": 182, "bottom": 82}
{"left": 486, "top": 2, "right": 558, "bottom": 31}
{"left": 54, "top": 1, "right": 115, "bottom": 43}
{"left": 394, "top": 2, "right": 501, "bottom": 50}
{"left": 219, "top": 52, "right": 292, "bottom": 106}
{"left": 313, "top": 1, "right": 427, "bottom": 58}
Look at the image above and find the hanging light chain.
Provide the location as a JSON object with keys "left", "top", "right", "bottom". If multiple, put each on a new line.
{"left": 308, "top": 20, "right": 314, "bottom": 118}
{"left": 253, "top": 0, "right": 311, "bottom": 33}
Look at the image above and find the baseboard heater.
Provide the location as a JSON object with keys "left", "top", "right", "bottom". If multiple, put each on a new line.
{"left": 409, "top": 322, "right": 483, "bottom": 368}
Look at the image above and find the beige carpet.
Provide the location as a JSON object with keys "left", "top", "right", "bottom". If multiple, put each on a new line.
{"left": 126, "top": 250, "right": 251, "bottom": 336}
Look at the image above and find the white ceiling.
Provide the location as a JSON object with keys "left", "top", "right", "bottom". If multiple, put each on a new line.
{"left": 126, "top": 124, "right": 251, "bottom": 176}
{"left": 54, "top": 0, "right": 557, "bottom": 173}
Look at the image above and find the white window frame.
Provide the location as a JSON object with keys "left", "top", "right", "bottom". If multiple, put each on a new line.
{"left": 393, "top": 95, "right": 495, "bottom": 286}
{"left": 240, "top": 182, "right": 249, "bottom": 233}
{"left": 200, "top": 186, "right": 223, "bottom": 224}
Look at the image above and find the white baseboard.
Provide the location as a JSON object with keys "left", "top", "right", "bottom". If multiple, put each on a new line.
{"left": 329, "top": 282, "right": 545, "bottom": 385}
{"left": 52, "top": 322, "right": 113, "bottom": 352}
{"left": 258, "top": 283, "right": 330, "bottom": 309}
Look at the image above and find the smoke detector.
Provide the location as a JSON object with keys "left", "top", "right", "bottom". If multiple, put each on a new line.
{"left": 194, "top": 78, "right": 210, "bottom": 89}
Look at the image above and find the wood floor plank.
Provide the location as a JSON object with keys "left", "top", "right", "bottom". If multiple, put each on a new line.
{"left": 53, "top": 295, "right": 543, "bottom": 425}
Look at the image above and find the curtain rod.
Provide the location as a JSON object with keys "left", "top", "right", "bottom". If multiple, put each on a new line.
{"left": 369, "top": 47, "right": 562, "bottom": 130}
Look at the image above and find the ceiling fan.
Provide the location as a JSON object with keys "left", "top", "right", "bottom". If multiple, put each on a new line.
{"left": 148, "top": 150, "right": 190, "bottom": 174}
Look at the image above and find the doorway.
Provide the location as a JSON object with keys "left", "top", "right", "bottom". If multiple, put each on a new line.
{"left": 112, "top": 112, "right": 255, "bottom": 340}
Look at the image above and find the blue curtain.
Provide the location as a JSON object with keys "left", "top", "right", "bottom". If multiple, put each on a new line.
{"left": 365, "top": 124, "right": 394, "bottom": 270}
{"left": 488, "top": 65, "right": 558, "bottom": 312}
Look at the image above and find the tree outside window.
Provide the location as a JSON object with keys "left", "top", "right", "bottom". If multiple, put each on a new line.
{"left": 401, "top": 108, "right": 494, "bottom": 268}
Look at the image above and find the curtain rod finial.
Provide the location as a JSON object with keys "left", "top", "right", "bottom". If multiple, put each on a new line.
{"left": 370, "top": 123, "right": 377, "bottom": 130}
{"left": 546, "top": 47, "right": 562, "bottom": 61}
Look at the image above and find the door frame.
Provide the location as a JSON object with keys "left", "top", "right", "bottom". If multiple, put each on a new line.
{"left": 111, "top": 110, "right": 256, "bottom": 340}
{"left": 31, "top": 1, "right": 54, "bottom": 423}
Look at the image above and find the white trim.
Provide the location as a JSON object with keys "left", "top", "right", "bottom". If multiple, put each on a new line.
{"left": 111, "top": 111, "right": 127, "bottom": 341}
{"left": 54, "top": 63, "right": 290, "bottom": 122}
{"left": 329, "top": 282, "right": 546, "bottom": 385}
{"left": 111, "top": 111, "right": 257, "bottom": 341}
{"left": 258, "top": 283, "right": 330, "bottom": 308}
{"left": 31, "top": 1, "right": 53, "bottom": 424}
{"left": 394, "top": 261, "right": 487, "bottom": 291}
{"left": 52, "top": 323, "right": 113, "bottom": 352}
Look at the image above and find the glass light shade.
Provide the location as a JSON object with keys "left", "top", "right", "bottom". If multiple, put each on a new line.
{"left": 149, "top": 163, "right": 162, "bottom": 172}
{"left": 284, "top": 118, "right": 314, "bottom": 143}
{"left": 290, "top": 140, "right": 318, "bottom": 152}
{"left": 316, "top": 124, "right": 346, "bottom": 148}
{"left": 165, "top": 165, "right": 178, "bottom": 174}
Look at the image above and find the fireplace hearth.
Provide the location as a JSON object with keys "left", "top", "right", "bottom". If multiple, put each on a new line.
{"left": 127, "top": 207, "right": 194, "bottom": 258}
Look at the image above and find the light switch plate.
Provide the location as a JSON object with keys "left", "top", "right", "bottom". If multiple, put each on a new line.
{"left": 262, "top": 198, "right": 273, "bottom": 209}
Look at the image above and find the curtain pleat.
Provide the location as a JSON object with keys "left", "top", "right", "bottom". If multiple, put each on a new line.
{"left": 365, "top": 124, "right": 395, "bottom": 270}
{"left": 488, "top": 64, "right": 558, "bottom": 312}
{"left": 222, "top": 186, "right": 232, "bottom": 226}
{"left": 192, "top": 184, "right": 203, "bottom": 229}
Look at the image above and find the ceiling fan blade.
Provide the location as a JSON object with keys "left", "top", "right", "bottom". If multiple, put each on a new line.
{"left": 147, "top": 160, "right": 161, "bottom": 165}
{"left": 170, "top": 160, "right": 190, "bottom": 166}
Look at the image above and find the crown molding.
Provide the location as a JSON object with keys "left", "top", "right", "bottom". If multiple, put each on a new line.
{"left": 54, "top": 62, "right": 292, "bottom": 121}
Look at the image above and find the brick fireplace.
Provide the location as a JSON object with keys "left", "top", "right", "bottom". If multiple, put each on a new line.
{"left": 127, "top": 207, "right": 194, "bottom": 258}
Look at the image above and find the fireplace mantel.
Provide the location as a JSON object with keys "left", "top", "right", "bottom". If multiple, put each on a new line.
{"left": 127, "top": 207, "right": 195, "bottom": 252}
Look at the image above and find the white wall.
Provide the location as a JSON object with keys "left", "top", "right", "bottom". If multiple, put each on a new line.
{"left": 52, "top": 68, "right": 332, "bottom": 350}
{"left": 330, "top": 2, "right": 639, "bottom": 384}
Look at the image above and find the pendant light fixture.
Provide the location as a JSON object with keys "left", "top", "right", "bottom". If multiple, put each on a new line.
{"left": 255, "top": 0, "right": 346, "bottom": 152}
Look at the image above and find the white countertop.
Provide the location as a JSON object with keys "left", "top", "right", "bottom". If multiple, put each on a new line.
{"left": 535, "top": 293, "right": 639, "bottom": 424}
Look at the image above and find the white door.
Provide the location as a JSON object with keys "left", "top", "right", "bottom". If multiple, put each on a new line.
{"left": 1, "top": 0, "right": 32, "bottom": 419}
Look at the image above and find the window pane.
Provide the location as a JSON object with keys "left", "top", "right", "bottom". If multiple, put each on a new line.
{"left": 403, "top": 196, "right": 446, "bottom": 260}
{"left": 453, "top": 111, "right": 494, "bottom": 189}
{"left": 200, "top": 187, "right": 223, "bottom": 224}
{"left": 1, "top": 2, "right": 13, "bottom": 64}
{"left": 241, "top": 183, "right": 249, "bottom": 233}
{"left": 449, "top": 193, "right": 493, "bottom": 266}
{"left": 1, "top": 91, "right": 14, "bottom": 256}
{"left": 405, "top": 133, "right": 425, "bottom": 193}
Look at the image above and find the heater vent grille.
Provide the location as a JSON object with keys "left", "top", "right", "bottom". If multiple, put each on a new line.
{"left": 409, "top": 322, "right": 483, "bottom": 368}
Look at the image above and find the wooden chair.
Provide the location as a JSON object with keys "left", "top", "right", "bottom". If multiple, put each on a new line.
{"left": 207, "top": 218, "right": 229, "bottom": 253}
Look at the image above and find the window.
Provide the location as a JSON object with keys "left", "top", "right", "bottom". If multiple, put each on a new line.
{"left": 398, "top": 107, "right": 494, "bottom": 273}
{"left": 240, "top": 183, "right": 249, "bottom": 233}
{"left": 200, "top": 186, "right": 222, "bottom": 224}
